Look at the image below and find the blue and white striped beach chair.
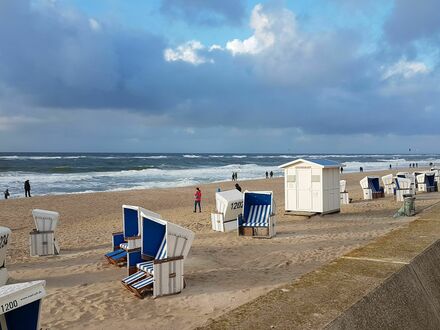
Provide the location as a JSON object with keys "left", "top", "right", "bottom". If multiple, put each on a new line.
{"left": 105, "top": 205, "right": 162, "bottom": 266}
{"left": 416, "top": 172, "right": 436, "bottom": 192}
{"left": 360, "top": 177, "right": 384, "bottom": 200}
{"left": 238, "top": 191, "right": 276, "bottom": 238}
{"left": 121, "top": 210, "right": 194, "bottom": 298}
{"left": 105, "top": 205, "right": 139, "bottom": 265}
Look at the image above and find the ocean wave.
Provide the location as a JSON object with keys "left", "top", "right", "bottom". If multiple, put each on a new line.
{"left": 377, "top": 158, "right": 407, "bottom": 162}
{"left": 253, "top": 155, "right": 294, "bottom": 159}
{"left": 0, "top": 156, "right": 87, "bottom": 160}
{"left": 209, "top": 155, "right": 224, "bottom": 158}
{"left": 183, "top": 154, "right": 201, "bottom": 158}
{"left": 0, "top": 156, "right": 61, "bottom": 160}
{"left": 232, "top": 155, "right": 247, "bottom": 158}
{"left": 133, "top": 156, "right": 168, "bottom": 159}
{"left": 0, "top": 163, "right": 282, "bottom": 198}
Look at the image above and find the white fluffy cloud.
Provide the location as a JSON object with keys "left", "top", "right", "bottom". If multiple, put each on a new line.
{"left": 164, "top": 40, "right": 212, "bottom": 65}
{"left": 382, "top": 59, "right": 430, "bottom": 80}
{"left": 226, "top": 4, "right": 276, "bottom": 55}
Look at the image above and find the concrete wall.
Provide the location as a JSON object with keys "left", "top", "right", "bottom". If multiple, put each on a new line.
{"left": 326, "top": 240, "right": 440, "bottom": 330}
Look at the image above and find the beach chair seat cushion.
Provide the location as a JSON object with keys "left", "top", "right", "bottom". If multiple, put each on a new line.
{"left": 105, "top": 248, "right": 124, "bottom": 258}
{"left": 137, "top": 261, "right": 154, "bottom": 275}
{"left": 242, "top": 204, "right": 270, "bottom": 227}
{"left": 122, "top": 271, "right": 146, "bottom": 285}
{"left": 131, "top": 276, "right": 154, "bottom": 290}
{"left": 107, "top": 249, "right": 127, "bottom": 263}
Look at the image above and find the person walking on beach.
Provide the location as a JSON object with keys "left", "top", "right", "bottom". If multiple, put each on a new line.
{"left": 265, "top": 171, "right": 269, "bottom": 179}
{"left": 24, "top": 180, "right": 31, "bottom": 197}
{"left": 235, "top": 183, "right": 242, "bottom": 192}
{"left": 270, "top": 171, "right": 273, "bottom": 178}
{"left": 235, "top": 172, "right": 238, "bottom": 181}
{"left": 194, "top": 187, "right": 202, "bottom": 213}
{"left": 232, "top": 172, "right": 235, "bottom": 181}
{"left": 4, "top": 189, "right": 10, "bottom": 199}
{"left": 340, "top": 167, "right": 343, "bottom": 174}
{"left": 389, "top": 164, "right": 392, "bottom": 169}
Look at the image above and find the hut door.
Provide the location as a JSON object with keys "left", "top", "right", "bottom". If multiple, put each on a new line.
{"left": 297, "top": 168, "right": 312, "bottom": 211}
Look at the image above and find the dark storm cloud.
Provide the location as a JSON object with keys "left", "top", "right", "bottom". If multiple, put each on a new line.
{"left": 384, "top": 0, "right": 440, "bottom": 45}
{"left": 160, "top": 0, "right": 246, "bottom": 26}
{"left": 0, "top": 0, "right": 440, "bottom": 153}
{"left": 0, "top": 0, "right": 170, "bottom": 111}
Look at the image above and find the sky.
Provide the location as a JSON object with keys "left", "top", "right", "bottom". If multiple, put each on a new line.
{"left": 0, "top": 0, "right": 440, "bottom": 153}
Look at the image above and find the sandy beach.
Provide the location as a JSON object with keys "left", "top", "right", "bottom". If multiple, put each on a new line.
{"left": 1, "top": 168, "right": 439, "bottom": 329}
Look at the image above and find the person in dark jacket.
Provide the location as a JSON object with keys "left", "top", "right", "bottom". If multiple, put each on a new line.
{"left": 4, "top": 189, "right": 10, "bottom": 199}
{"left": 24, "top": 180, "right": 31, "bottom": 197}
{"left": 235, "top": 183, "right": 242, "bottom": 192}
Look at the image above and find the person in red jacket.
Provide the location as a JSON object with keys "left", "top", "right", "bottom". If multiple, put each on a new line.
{"left": 194, "top": 187, "right": 202, "bottom": 213}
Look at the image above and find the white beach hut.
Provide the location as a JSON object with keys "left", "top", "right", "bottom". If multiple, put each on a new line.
{"left": 0, "top": 227, "right": 11, "bottom": 286}
{"left": 30, "top": 209, "right": 60, "bottom": 257}
{"left": 211, "top": 189, "right": 243, "bottom": 232}
{"left": 0, "top": 280, "right": 46, "bottom": 329}
{"left": 416, "top": 172, "right": 436, "bottom": 192}
{"left": 381, "top": 174, "right": 395, "bottom": 195}
{"left": 279, "top": 159, "right": 340, "bottom": 214}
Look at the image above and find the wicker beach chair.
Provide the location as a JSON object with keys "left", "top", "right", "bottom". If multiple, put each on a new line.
{"left": 238, "top": 191, "right": 276, "bottom": 238}
{"left": 360, "top": 176, "right": 384, "bottom": 200}
{"left": 122, "top": 210, "right": 194, "bottom": 298}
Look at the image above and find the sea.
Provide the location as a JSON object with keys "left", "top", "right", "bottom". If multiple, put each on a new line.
{"left": 0, "top": 153, "right": 439, "bottom": 198}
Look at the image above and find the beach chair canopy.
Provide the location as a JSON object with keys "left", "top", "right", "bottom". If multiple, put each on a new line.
{"left": 122, "top": 205, "right": 140, "bottom": 238}
{"left": 242, "top": 191, "right": 273, "bottom": 226}
{"left": 430, "top": 168, "right": 440, "bottom": 176}
{"left": 122, "top": 205, "right": 161, "bottom": 239}
{"left": 0, "top": 280, "right": 46, "bottom": 329}
{"left": 360, "top": 177, "right": 381, "bottom": 192}
{"left": 32, "top": 209, "right": 59, "bottom": 232}
{"left": 416, "top": 172, "right": 436, "bottom": 186}
{"left": 340, "top": 180, "right": 346, "bottom": 193}
{"left": 395, "top": 177, "right": 411, "bottom": 190}
{"left": 427, "top": 173, "right": 436, "bottom": 186}
{"left": 216, "top": 189, "right": 243, "bottom": 214}
{"left": 381, "top": 174, "right": 394, "bottom": 186}
{"left": 140, "top": 210, "right": 194, "bottom": 260}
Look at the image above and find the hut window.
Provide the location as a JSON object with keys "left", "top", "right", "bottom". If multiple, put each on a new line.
{"left": 312, "top": 175, "right": 321, "bottom": 182}
{"left": 287, "top": 175, "right": 296, "bottom": 182}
